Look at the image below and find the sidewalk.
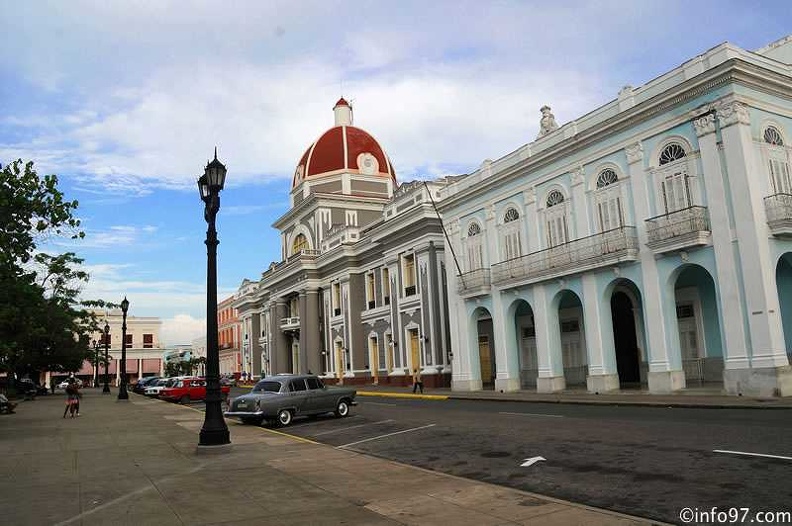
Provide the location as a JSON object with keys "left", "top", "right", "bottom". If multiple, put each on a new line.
{"left": 351, "top": 384, "right": 792, "bottom": 409}
{"left": 0, "top": 389, "right": 667, "bottom": 526}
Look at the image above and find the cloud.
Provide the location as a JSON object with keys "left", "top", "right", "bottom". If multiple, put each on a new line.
{"left": 161, "top": 314, "right": 206, "bottom": 346}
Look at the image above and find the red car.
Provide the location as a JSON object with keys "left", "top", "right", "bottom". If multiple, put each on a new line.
{"left": 158, "top": 378, "right": 231, "bottom": 404}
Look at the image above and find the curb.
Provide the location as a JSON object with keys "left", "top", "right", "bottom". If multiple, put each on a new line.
{"left": 357, "top": 391, "right": 448, "bottom": 401}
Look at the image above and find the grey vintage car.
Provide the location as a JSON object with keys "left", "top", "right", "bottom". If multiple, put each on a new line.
{"left": 224, "top": 374, "right": 357, "bottom": 427}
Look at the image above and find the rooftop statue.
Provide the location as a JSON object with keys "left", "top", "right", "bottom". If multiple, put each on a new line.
{"left": 536, "top": 105, "right": 559, "bottom": 138}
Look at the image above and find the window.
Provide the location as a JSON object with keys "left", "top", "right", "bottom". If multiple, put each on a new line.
{"left": 332, "top": 283, "right": 341, "bottom": 316}
{"left": 143, "top": 334, "right": 153, "bottom": 348}
{"left": 291, "top": 233, "right": 308, "bottom": 255}
{"left": 125, "top": 334, "right": 133, "bottom": 346}
{"left": 595, "top": 169, "right": 623, "bottom": 231}
{"left": 289, "top": 379, "right": 307, "bottom": 391}
{"left": 659, "top": 143, "right": 686, "bottom": 165}
{"left": 366, "top": 272, "right": 376, "bottom": 309}
{"left": 466, "top": 221, "right": 483, "bottom": 271}
{"left": 502, "top": 208, "right": 522, "bottom": 260}
{"left": 306, "top": 377, "right": 323, "bottom": 390}
{"left": 657, "top": 143, "right": 691, "bottom": 214}
{"left": 382, "top": 267, "right": 391, "bottom": 305}
{"left": 545, "top": 191, "right": 568, "bottom": 247}
{"left": 764, "top": 126, "right": 791, "bottom": 194}
{"left": 253, "top": 381, "right": 282, "bottom": 393}
{"left": 403, "top": 253, "right": 416, "bottom": 296}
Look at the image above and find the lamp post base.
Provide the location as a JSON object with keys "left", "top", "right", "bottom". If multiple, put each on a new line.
{"left": 117, "top": 388, "right": 129, "bottom": 400}
{"left": 199, "top": 427, "right": 230, "bottom": 447}
{"left": 102, "top": 386, "right": 111, "bottom": 394}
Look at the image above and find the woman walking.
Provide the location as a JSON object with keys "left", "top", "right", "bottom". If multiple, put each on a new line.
{"left": 63, "top": 380, "right": 80, "bottom": 418}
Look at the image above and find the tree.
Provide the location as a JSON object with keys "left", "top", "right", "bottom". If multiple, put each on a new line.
{"left": 0, "top": 160, "right": 110, "bottom": 394}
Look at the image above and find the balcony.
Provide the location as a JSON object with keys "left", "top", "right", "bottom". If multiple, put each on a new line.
{"left": 456, "top": 268, "right": 491, "bottom": 297}
{"left": 645, "top": 206, "right": 711, "bottom": 254}
{"left": 279, "top": 316, "right": 300, "bottom": 331}
{"left": 764, "top": 193, "right": 792, "bottom": 236}
{"left": 491, "top": 227, "right": 639, "bottom": 286}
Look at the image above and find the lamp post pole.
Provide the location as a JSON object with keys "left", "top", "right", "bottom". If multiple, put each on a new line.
{"left": 118, "top": 297, "right": 130, "bottom": 400}
{"left": 103, "top": 322, "right": 111, "bottom": 393}
{"left": 93, "top": 341, "right": 100, "bottom": 388}
{"left": 198, "top": 148, "right": 230, "bottom": 446}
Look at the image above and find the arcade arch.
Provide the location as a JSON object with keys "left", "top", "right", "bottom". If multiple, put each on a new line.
{"left": 470, "top": 306, "right": 496, "bottom": 389}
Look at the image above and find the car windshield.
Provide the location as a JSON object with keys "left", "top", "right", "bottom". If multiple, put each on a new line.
{"left": 252, "top": 381, "right": 282, "bottom": 393}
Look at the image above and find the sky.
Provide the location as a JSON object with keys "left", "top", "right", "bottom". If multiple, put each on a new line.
{"left": 2, "top": 0, "right": 790, "bottom": 345}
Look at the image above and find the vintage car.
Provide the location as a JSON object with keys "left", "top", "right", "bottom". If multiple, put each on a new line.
{"left": 224, "top": 374, "right": 356, "bottom": 427}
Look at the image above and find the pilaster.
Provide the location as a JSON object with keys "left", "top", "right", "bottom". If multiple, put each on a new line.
{"left": 533, "top": 284, "right": 565, "bottom": 392}
{"left": 493, "top": 290, "right": 520, "bottom": 393}
{"left": 582, "top": 273, "right": 619, "bottom": 392}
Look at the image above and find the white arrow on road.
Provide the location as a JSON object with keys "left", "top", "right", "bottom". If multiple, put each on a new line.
{"left": 520, "top": 456, "right": 546, "bottom": 467}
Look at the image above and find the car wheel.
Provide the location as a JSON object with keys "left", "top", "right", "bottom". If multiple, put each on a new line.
{"left": 334, "top": 400, "right": 350, "bottom": 418}
{"left": 277, "top": 409, "right": 293, "bottom": 427}
{"left": 241, "top": 417, "right": 263, "bottom": 426}
{"left": 180, "top": 395, "right": 190, "bottom": 405}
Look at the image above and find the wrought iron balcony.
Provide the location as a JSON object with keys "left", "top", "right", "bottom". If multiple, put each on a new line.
{"left": 764, "top": 193, "right": 792, "bottom": 236}
{"left": 491, "top": 226, "right": 639, "bottom": 286}
{"left": 456, "top": 268, "right": 491, "bottom": 296}
{"left": 645, "top": 206, "right": 710, "bottom": 254}
{"left": 279, "top": 316, "right": 300, "bottom": 331}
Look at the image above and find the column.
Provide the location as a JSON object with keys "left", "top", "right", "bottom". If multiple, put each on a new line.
{"left": 716, "top": 100, "right": 791, "bottom": 396}
{"left": 493, "top": 290, "right": 520, "bottom": 392}
{"left": 271, "top": 300, "right": 290, "bottom": 374}
{"left": 582, "top": 273, "right": 620, "bottom": 392}
{"left": 626, "top": 142, "right": 685, "bottom": 393}
{"left": 138, "top": 358, "right": 142, "bottom": 379}
{"left": 534, "top": 284, "right": 565, "bottom": 393}
{"left": 302, "top": 289, "right": 322, "bottom": 375}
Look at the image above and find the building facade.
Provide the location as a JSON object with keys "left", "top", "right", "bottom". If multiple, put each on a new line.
{"left": 218, "top": 294, "right": 241, "bottom": 376}
{"left": 234, "top": 99, "right": 453, "bottom": 386}
{"left": 440, "top": 36, "right": 792, "bottom": 397}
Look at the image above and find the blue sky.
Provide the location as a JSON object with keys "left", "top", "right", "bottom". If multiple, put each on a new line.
{"left": 2, "top": 1, "right": 789, "bottom": 345}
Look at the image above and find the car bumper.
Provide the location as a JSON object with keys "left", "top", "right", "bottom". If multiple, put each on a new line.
{"left": 224, "top": 410, "right": 265, "bottom": 418}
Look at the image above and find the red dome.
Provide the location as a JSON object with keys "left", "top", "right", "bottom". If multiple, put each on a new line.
{"left": 293, "top": 124, "right": 396, "bottom": 189}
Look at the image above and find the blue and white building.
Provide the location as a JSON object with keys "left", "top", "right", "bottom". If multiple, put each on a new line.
{"left": 439, "top": 35, "right": 792, "bottom": 397}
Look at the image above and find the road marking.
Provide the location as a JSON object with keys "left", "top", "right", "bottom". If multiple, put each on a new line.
{"left": 338, "top": 424, "right": 436, "bottom": 449}
{"left": 499, "top": 411, "right": 564, "bottom": 418}
{"left": 312, "top": 419, "right": 395, "bottom": 436}
{"left": 713, "top": 449, "right": 792, "bottom": 461}
{"left": 521, "top": 456, "right": 546, "bottom": 467}
{"left": 364, "top": 401, "right": 397, "bottom": 407}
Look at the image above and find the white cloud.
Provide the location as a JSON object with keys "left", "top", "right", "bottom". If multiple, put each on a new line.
{"left": 161, "top": 314, "right": 206, "bottom": 346}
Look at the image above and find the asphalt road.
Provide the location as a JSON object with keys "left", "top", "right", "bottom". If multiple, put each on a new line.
{"left": 217, "top": 393, "right": 792, "bottom": 525}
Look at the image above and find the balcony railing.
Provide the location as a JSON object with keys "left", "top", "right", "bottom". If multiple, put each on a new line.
{"left": 764, "top": 193, "right": 792, "bottom": 236}
{"left": 456, "top": 268, "right": 491, "bottom": 296}
{"left": 491, "top": 227, "right": 639, "bottom": 286}
{"left": 279, "top": 316, "right": 300, "bottom": 330}
{"left": 645, "top": 206, "right": 710, "bottom": 253}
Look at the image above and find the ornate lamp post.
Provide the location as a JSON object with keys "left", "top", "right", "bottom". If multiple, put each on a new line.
{"left": 198, "top": 148, "right": 230, "bottom": 446}
{"left": 118, "top": 296, "right": 130, "bottom": 400}
{"left": 93, "top": 340, "right": 100, "bottom": 388}
{"left": 103, "top": 321, "right": 111, "bottom": 393}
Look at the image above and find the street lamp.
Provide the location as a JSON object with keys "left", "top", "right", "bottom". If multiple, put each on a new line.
{"left": 103, "top": 321, "right": 111, "bottom": 393}
{"left": 118, "top": 296, "right": 130, "bottom": 400}
{"left": 93, "top": 340, "right": 100, "bottom": 388}
{"left": 197, "top": 148, "right": 230, "bottom": 447}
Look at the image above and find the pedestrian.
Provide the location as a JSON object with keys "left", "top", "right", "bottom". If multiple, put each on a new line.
{"left": 412, "top": 368, "right": 424, "bottom": 394}
{"left": 50, "top": 381, "right": 56, "bottom": 395}
{"left": 63, "top": 380, "right": 80, "bottom": 418}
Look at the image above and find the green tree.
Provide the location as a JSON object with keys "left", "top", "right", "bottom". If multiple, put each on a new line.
{"left": 0, "top": 160, "right": 111, "bottom": 393}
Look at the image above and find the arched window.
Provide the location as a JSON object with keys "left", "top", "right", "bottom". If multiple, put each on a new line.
{"left": 546, "top": 190, "right": 565, "bottom": 207}
{"left": 596, "top": 169, "right": 618, "bottom": 188}
{"left": 659, "top": 143, "right": 686, "bottom": 165}
{"left": 658, "top": 143, "right": 691, "bottom": 213}
{"left": 595, "top": 169, "right": 623, "bottom": 231}
{"left": 764, "top": 126, "right": 791, "bottom": 194}
{"left": 764, "top": 126, "right": 784, "bottom": 146}
{"left": 465, "top": 222, "right": 483, "bottom": 270}
{"left": 501, "top": 208, "right": 521, "bottom": 260}
{"left": 503, "top": 208, "right": 520, "bottom": 222}
{"left": 291, "top": 233, "right": 308, "bottom": 255}
{"left": 545, "top": 190, "right": 568, "bottom": 246}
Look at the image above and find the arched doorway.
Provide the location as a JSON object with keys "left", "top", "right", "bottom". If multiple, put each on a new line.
{"left": 777, "top": 253, "right": 792, "bottom": 354}
{"left": 512, "top": 300, "right": 537, "bottom": 389}
{"left": 472, "top": 307, "right": 496, "bottom": 390}
{"left": 673, "top": 265, "right": 724, "bottom": 386}
{"left": 612, "top": 291, "right": 640, "bottom": 385}
{"left": 555, "top": 291, "right": 587, "bottom": 387}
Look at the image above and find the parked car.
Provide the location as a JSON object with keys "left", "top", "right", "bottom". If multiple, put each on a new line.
{"left": 57, "top": 378, "right": 83, "bottom": 389}
{"left": 158, "top": 378, "right": 231, "bottom": 404}
{"left": 132, "top": 377, "right": 161, "bottom": 395}
{"left": 17, "top": 379, "right": 49, "bottom": 396}
{"left": 224, "top": 374, "right": 357, "bottom": 427}
{"left": 144, "top": 378, "right": 174, "bottom": 397}
{"left": 220, "top": 375, "right": 237, "bottom": 387}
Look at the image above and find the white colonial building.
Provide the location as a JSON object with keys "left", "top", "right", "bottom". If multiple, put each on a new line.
{"left": 440, "top": 35, "right": 792, "bottom": 397}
